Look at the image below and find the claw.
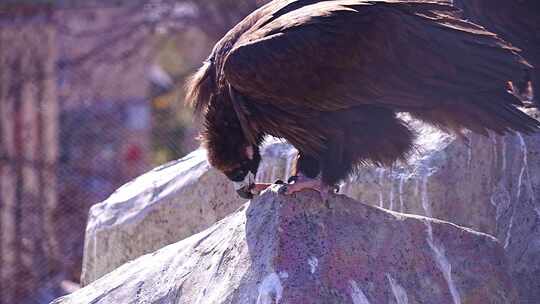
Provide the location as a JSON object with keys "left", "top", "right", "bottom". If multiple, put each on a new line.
{"left": 283, "top": 178, "right": 322, "bottom": 195}
{"left": 287, "top": 175, "right": 298, "bottom": 183}
{"left": 277, "top": 178, "right": 336, "bottom": 208}
{"left": 278, "top": 175, "right": 337, "bottom": 198}
{"left": 278, "top": 184, "right": 288, "bottom": 195}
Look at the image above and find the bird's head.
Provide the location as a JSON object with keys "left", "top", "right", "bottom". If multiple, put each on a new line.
{"left": 207, "top": 140, "right": 262, "bottom": 199}
{"left": 186, "top": 57, "right": 262, "bottom": 198}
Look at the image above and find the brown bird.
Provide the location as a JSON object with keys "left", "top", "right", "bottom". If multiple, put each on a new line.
{"left": 452, "top": 0, "right": 540, "bottom": 105}
{"left": 186, "top": 0, "right": 540, "bottom": 199}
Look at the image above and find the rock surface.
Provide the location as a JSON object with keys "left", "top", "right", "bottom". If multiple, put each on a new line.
{"left": 81, "top": 120, "right": 540, "bottom": 301}
{"left": 80, "top": 141, "right": 296, "bottom": 285}
{"left": 80, "top": 149, "right": 246, "bottom": 285}
{"left": 339, "top": 125, "right": 540, "bottom": 302}
{"left": 56, "top": 190, "right": 516, "bottom": 304}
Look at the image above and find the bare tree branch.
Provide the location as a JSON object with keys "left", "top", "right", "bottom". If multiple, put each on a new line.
{"left": 55, "top": 0, "right": 267, "bottom": 69}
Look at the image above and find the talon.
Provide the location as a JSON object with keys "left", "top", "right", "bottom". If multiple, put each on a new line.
{"left": 277, "top": 174, "right": 336, "bottom": 197}
{"left": 278, "top": 184, "right": 288, "bottom": 195}
{"left": 287, "top": 175, "right": 298, "bottom": 183}
{"left": 283, "top": 178, "right": 322, "bottom": 195}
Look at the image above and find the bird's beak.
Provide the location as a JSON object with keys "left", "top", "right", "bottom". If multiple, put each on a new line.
{"left": 233, "top": 171, "right": 255, "bottom": 199}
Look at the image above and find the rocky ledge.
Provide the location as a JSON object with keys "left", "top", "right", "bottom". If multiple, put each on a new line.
{"left": 55, "top": 188, "right": 515, "bottom": 304}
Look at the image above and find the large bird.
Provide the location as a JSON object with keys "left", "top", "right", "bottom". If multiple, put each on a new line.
{"left": 452, "top": 0, "right": 540, "bottom": 105}
{"left": 186, "top": 0, "right": 540, "bottom": 199}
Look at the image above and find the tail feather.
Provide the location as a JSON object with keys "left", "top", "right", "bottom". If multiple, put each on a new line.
{"left": 408, "top": 89, "right": 540, "bottom": 137}
{"left": 476, "top": 90, "right": 540, "bottom": 135}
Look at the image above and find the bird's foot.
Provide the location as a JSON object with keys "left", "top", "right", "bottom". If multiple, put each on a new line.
{"left": 278, "top": 175, "right": 338, "bottom": 200}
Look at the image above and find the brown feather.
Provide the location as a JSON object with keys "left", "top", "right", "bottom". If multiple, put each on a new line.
{"left": 185, "top": 60, "right": 214, "bottom": 115}
{"left": 451, "top": 0, "right": 540, "bottom": 105}
{"left": 186, "top": 0, "right": 540, "bottom": 186}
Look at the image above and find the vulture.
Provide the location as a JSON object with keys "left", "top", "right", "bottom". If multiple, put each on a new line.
{"left": 186, "top": 0, "right": 540, "bottom": 199}
{"left": 452, "top": 0, "right": 540, "bottom": 105}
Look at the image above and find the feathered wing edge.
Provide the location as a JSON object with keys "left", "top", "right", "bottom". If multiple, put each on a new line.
{"left": 185, "top": 60, "right": 214, "bottom": 115}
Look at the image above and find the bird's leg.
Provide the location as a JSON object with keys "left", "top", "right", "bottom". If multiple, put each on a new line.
{"left": 279, "top": 152, "right": 338, "bottom": 197}
{"left": 282, "top": 174, "right": 338, "bottom": 196}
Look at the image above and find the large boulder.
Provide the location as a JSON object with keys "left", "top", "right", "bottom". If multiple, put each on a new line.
{"left": 80, "top": 149, "right": 246, "bottom": 285}
{"left": 80, "top": 141, "right": 294, "bottom": 285}
{"left": 81, "top": 119, "right": 540, "bottom": 301}
{"left": 342, "top": 126, "right": 540, "bottom": 302}
{"left": 55, "top": 190, "right": 516, "bottom": 304}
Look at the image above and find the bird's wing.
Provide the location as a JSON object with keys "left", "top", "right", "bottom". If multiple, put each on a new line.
{"left": 223, "top": 0, "right": 530, "bottom": 113}
{"left": 453, "top": 0, "right": 540, "bottom": 42}
{"left": 451, "top": 0, "right": 540, "bottom": 67}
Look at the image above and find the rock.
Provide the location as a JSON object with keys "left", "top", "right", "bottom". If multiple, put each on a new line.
{"left": 55, "top": 190, "right": 516, "bottom": 304}
{"left": 265, "top": 121, "right": 540, "bottom": 303}
{"left": 82, "top": 120, "right": 540, "bottom": 301}
{"left": 337, "top": 120, "right": 540, "bottom": 302}
{"left": 80, "top": 149, "right": 246, "bottom": 285}
{"left": 81, "top": 141, "right": 294, "bottom": 285}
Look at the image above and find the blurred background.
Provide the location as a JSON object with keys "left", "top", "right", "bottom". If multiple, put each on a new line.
{"left": 0, "top": 1, "right": 268, "bottom": 303}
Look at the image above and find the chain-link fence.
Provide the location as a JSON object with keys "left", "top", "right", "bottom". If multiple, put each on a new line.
{"left": 0, "top": 1, "right": 268, "bottom": 303}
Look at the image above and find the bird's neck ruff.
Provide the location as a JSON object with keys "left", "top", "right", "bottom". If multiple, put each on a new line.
{"left": 201, "top": 94, "right": 262, "bottom": 172}
{"left": 228, "top": 84, "right": 258, "bottom": 145}
{"left": 185, "top": 58, "right": 258, "bottom": 147}
{"left": 202, "top": 96, "right": 241, "bottom": 143}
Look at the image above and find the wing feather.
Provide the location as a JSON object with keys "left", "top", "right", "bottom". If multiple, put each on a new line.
{"left": 223, "top": 0, "right": 530, "bottom": 115}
